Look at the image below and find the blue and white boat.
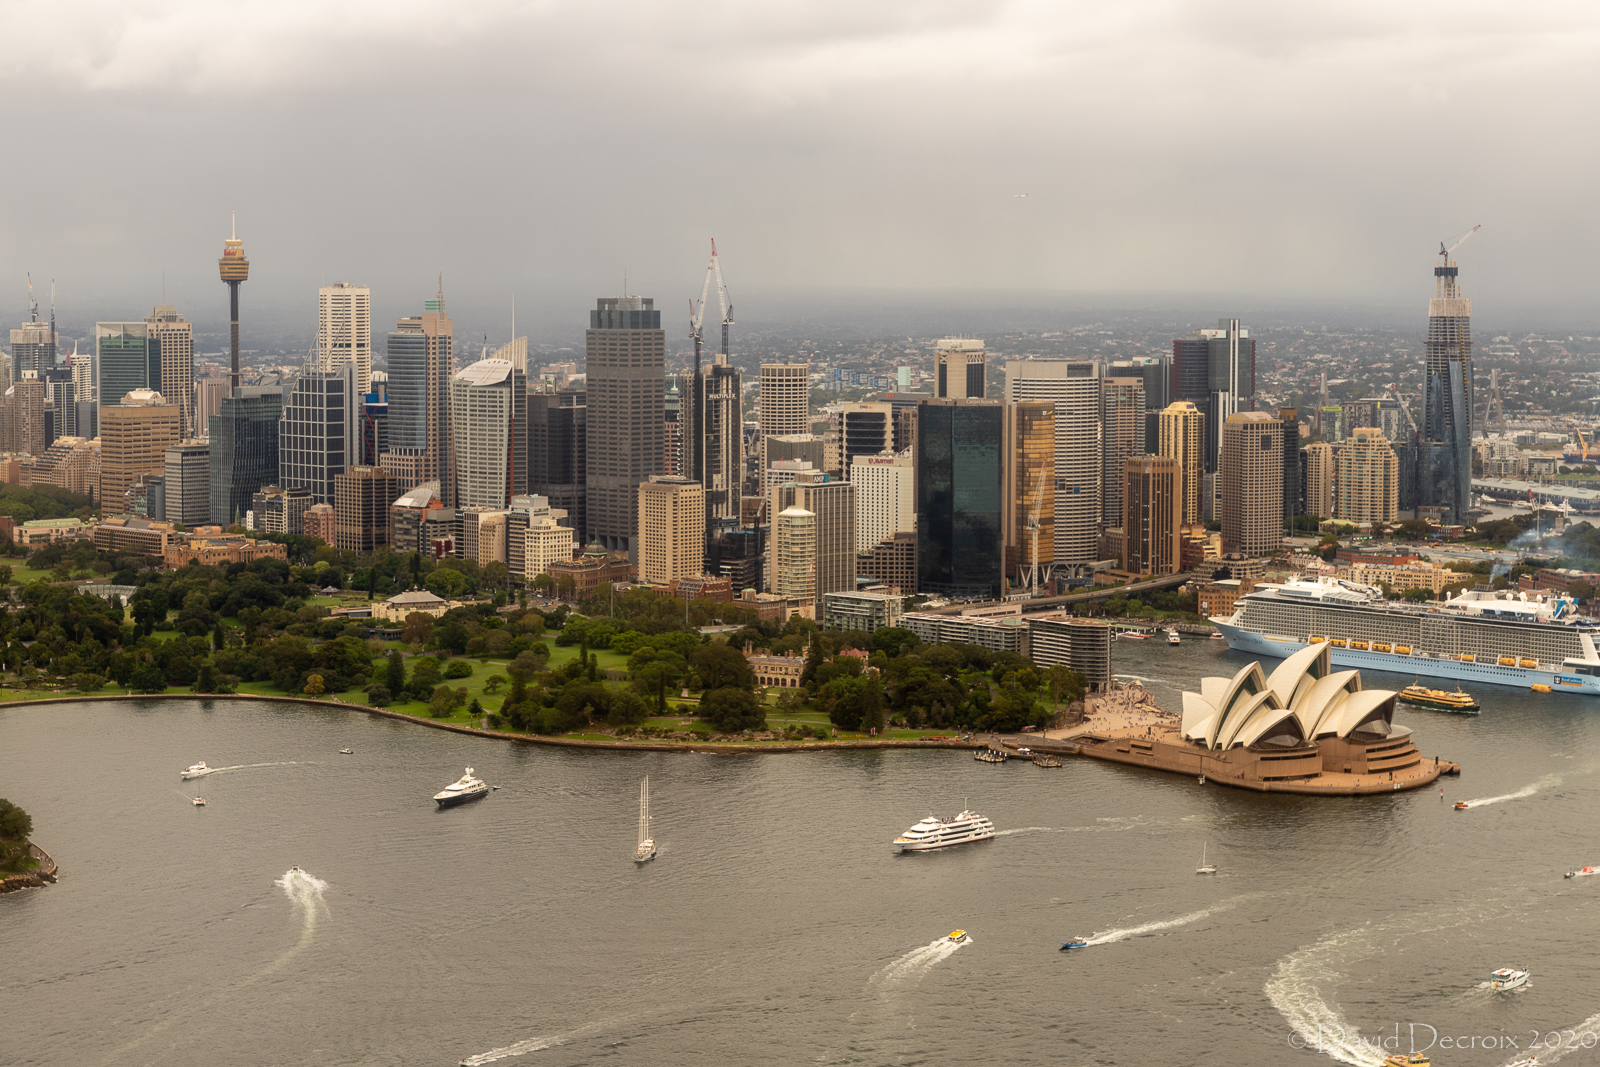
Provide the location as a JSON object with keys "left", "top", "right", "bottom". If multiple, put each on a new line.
{"left": 1213, "top": 577, "right": 1600, "bottom": 696}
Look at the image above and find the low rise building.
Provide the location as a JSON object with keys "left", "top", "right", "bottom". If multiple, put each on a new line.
{"left": 371, "top": 588, "right": 468, "bottom": 622}
{"left": 547, "top": 550, "right": 634, "bottom": 597}
{"left": 17, "top": 517, "right": 90, "bottom": 547}
{"left": 900, "top": 611, "right": 1027, "bottom": 653}
{"left": 1346, "top": 560, "right": 1450, "bottom": 596}
{"left": 822, "top": 590, "right": 905, "bottom": 633}
{"left": 162, "top": 530, "right": 288, "bottom": 568}
{"left": 744, "top": 646, "right": 805, "bottom": 688}
{"left": 668, "top": 575, "right": 733, "bottom": 602}
{"left": 1025, "top": 614, "right": 1111, "bottom": 692}
{"left": 301, "top": 503, "right": 336, "bottom": 544}
{"left": 94, "top": 516, "right": 177, "bottom": 556}
{"left": 1196, "top": 577, "right": 1256, "bottom": 619}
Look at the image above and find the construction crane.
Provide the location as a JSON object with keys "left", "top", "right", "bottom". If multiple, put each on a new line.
{"left": 1389, "top": 382, "right": 1420, "bottom": 437}
{"left": 1022, "top": 464, "right": 1052, "bottom": 595}
{"left": 1439, "top": 224, "right": 1481, "bottom": 261}
{"left": 25, "top": 273, "right": 37, "bottom": 323}
{"left": 688, "top": 238, "right": 734, "bottom": 366}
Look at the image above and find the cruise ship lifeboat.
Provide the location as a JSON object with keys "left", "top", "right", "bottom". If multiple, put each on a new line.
{"left": 1394, "top": 645, "right": 1412, "bottom": 655}
{"left": 1330, "top": 639, "right": 1347, "bottom": 648}
{"left": 1498, "top": 656, "right": 1517, "bottom": 667}
{"left": 1518, "top": 658, "right": 1538, "bottom": 668}
{"left": 1373, "top": 643, "right": 1392, "bottom": 653}
{"left": 1350, "top": 640, "right": 1369, "bottom": 651}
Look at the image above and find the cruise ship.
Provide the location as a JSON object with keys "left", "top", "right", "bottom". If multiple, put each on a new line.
{"left": 893, "top": 809, "right": 996, "bottom": 852}
{"left": 1213, "top": 577, "right": 1600, "bottom": 695}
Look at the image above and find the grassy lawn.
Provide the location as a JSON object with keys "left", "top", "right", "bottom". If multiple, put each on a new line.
{"left": 10, "top": 565, "right": 64, "bottom": 586}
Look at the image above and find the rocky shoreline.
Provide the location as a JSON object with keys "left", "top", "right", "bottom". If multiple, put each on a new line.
{"left": 0, "top": 843, "right": 57, "bottom": 894}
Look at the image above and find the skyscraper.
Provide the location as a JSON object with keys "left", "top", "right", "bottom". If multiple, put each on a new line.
{"left": 1336, "top": 427, "right": 1399, "bottom": 524}
{"left": 1303, "top": 442, "right": 1335, "bottom": 519}
{"left": 1111, "top": 356, "right": 1171, "bottom": 452}
{"left": 683, "top": 361, "right": 741, "bottom": 521}
{"left": 1158, "top": 400, "right": 1204, "bottom": 527}
{"left": 383, "top": 287, "right": 453, "bottom": 503}
{"left": 1101, "top": 376, "right": 1146, "bottom": 529}
{"left": 1219, "top": 411, "right": 1282, "bottom": 559}
{"left": 637, "top": 475, "right": 704, "bottom": 585}
{"left": 317, "top": 283, "right": 373, "bottom": 394}
{"left": 450, "top": 359, "right": 527, "bottom": 509}
{"left": 1004, "top": 359, "right": 1102, "bottom": 566}
{"left": 772, "top": 506, "right": 817, "bottom": 606}
{"left": 1004, "top": 400, "right": 1055, "bottom": 593}
{"left": 851, "top": 449, "right": 914, "bottom": 553}
{"left": 586, "top": 295, "right": 664, "bottom": 557}
{"left": 210, "top": 221, "right": 281, "bottom": 526}
{"left": 96, "top": 322, "right": 159, "bottom": 410}
{"left": 10, "top": 284, "right": 56, "bottom": 381}
{"left": 279, "top": 363, "right": 359, "bottom": 505}
{"left": 916, "top": 398, "right": 1004, "bottom": 599}
{"left": 1122, "top": 456, "right": 1182, "bottom": 575}
{"left": 837, "top": 401, "right": 894, "bottom": 470}
{"left": 769, "top": 469, "right": 856, "bottom": 598}
{"left": 1280, "top": 407, "right": 1301, "bottom": 526}
{"left": 758, "top": 362, "right": 810, "bottom": 470}
{"left": 1173, "top": 319, "right": 1255, "bottom": 472}
{"left": 935, "top": 338, "right": 986, "bottom": 399}
{"left": 334, "top": 465, "right": 402, "bottom": 554}
{"left": 528, "top": 387, "right": 586, "bottom": 539}
{"left": 164, "top": 442, "right": 212, "bottom": 526}
{"left": 2, "top": 375, "right": 46, "bottom": 456}
{"left": 101, "top": 389, "right": 181, "bottom": 515}
{"left": 145, "top": 305, "right": 194, "bottom": 439}
{"left": 1421, "top": 247, "right": 1474, "bottom": 523}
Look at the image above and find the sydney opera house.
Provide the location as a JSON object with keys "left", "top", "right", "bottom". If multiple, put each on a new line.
{"left": 1067, "top": 643, "right": 1460, "bottom": 794}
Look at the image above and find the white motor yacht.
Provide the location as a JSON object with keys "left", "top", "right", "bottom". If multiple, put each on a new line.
{"left": 1489, "top": 967, "right": 1529, "bottom": 991}
{"left": 433, "top": 767, "right": 490, "bottom": 808}
{"left": 893, "top": 809, "right": 996, "bottom": 852}
{"left": 181, "top": 762, "right": 213, "bottom": 779}
{"left": 1166, "top": 629, "right": 1181, "bottom": 645}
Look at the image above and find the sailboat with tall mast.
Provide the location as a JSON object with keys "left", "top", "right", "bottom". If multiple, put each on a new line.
{"left": 634, "top": 776, "right": 657, "bottom": 863}
{"left": 1196, "top": 842, "right": 1217, "bottom": 875}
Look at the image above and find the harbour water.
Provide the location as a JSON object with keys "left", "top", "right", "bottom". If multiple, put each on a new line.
{"left": 6, "top": 639, "right": 1600, "bottom": 1066}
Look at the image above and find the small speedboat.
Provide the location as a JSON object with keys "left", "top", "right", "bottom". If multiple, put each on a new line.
{"left": 1384, "top": 1054, "right": 1432, "bottom": 1067}
{"left": 181, "top": 761, "right": 213, "bottom": 779}
{"left": 192, "top": 796, "right": 206, "bottom": 806}
{"left": 1059, "top": 938, "right": 1088, "bottom": 950}
{"left": 1565, "top": 865, "right": 1597, "bottom": 879}
{"left": 289, "top": 865, "right": 303, "bottom": 873}
{"left": 947, "top": 930, "right": 970, "bottom": 943}
{"left": 339, "top": 748, "right": 353, "bottom": 755}
{"left": 1209, "top": 633, "right": 1225, "bottom": 641}
{"left": 1454, "top": 801, "right": 1469, "bottom": 811}
{"left": 1489, "top": 967, "right": 1529, "bottom": 991}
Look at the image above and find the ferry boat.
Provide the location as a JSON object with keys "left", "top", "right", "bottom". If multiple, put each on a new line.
{"left": 181, "top": 761, "right": 213, "bottom": 779}
{"left": 1212, "top": 577, "right": 1600, "bottom": 695}
{"left": 433, "top": 767, "right": 489, "bottom": 808}
{"left": 1398, "top": 684, "right": 1480, "bottom": 714}
{"left": 1166, "top": 629, "right": 1181, "bottom": 645}
{"left": 893, "top": 809, "right": 996, "bottom": 852}
{"left": 1032, "top": 755, "right": 1063, "bottom": 768}
{"left": 974, "top": 748, "right": 1007, "bottom": 763}
{"left": 1565, "top": 865, "right": 1597, "bottom": 878}
{"left": 1489, "top": 967, "right": 1529, "bottom": 991}
{"left": 1119, "top": 631, "right": 1149, "bottom": 641}
{"left": 1059, "top": 938, "right": 1089, "bottom": 950}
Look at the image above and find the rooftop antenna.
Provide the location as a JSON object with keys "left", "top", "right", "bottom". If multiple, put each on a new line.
{"left": 231, "top": 210, "right": 236, "bottom": 240}
{"left": 26, "top": 273, "right": 37, "bottom": 323}
{"left": 511, "top": 293, "right": 516, "bottom": 341}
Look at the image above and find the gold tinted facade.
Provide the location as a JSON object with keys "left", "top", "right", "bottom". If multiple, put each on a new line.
{"left": 1158, "top": 400, "right": 1204, "bottom": 526}
{"left": 1004, "top": 400, "right": 1055, "bottom": 589}
{"left": 1122, "top": 455, "right": 1182, "bottom": 575}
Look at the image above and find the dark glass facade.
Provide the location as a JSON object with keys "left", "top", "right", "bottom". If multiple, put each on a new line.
{"left": 916, "top": 399, "right": 1004, "bottom": 600}
{"left": 209, "top": 389, "right": 283, "bottom": 525}
{"left": 385, "top": 329, "right": 428, "bottom": 453}
{"left": 97, "top": 323, "right": 160, "bottom": 408}
{"left": 529, "top": 388, "right": 587, "bottom": 540}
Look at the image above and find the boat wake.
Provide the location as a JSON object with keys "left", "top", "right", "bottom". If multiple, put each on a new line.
{"left": 460, "top": 1016, "right": 636, "bottom": 1065}
{"left": 1265, "top": 926, "right": 1388, "bottom": 1067}
{"left": 207, "top": 761, "right": 316, "bottom": 776}
{"left": 1460, "top": 773, "right": 1564, "bottom": 808}
{"left": 868, "top": 936, "right": 971, "bottom": 992}
{"left": 1084, "top": 905, "right": 1226, "bottom": 946}
{"left": 100, "top": 868, "right": 328, "bottom": 1065}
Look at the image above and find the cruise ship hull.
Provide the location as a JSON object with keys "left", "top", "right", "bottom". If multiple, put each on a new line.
{"left": 1214, "top": 622, "right": 1600, "bottom": 696}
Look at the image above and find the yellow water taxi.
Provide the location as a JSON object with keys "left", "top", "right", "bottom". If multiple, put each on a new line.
{"left": 1384, "top": 1054, "right": 1431, "bottom": 1067}
{"left": 1398, "top": 684, "right": 1479, "bottom": 713}
{"left": 1531, "top": 683, "right": 1552, "bottom": 693}
{"left": 947, "top": 930, "right": 970, "bottom": 943}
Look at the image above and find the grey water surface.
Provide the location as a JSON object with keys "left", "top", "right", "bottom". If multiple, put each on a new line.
{"left": 5, "top": 639, "right": 1600, "bottom": 1067}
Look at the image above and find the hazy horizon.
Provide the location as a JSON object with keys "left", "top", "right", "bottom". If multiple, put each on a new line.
{"left": 4, "top": 2, "right": 1599, "bottom": 347}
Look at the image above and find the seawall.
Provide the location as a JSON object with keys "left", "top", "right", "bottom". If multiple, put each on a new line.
{"left": 0, "top": 692, "right": 980, "bottom": 755}
{"left": 0, "top": 843, "right": 57, "bottom": 894}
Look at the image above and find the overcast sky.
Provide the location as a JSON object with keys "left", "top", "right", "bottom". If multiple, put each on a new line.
{"left": 2, "top": 0, "right": 1597, "bottom": 342}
